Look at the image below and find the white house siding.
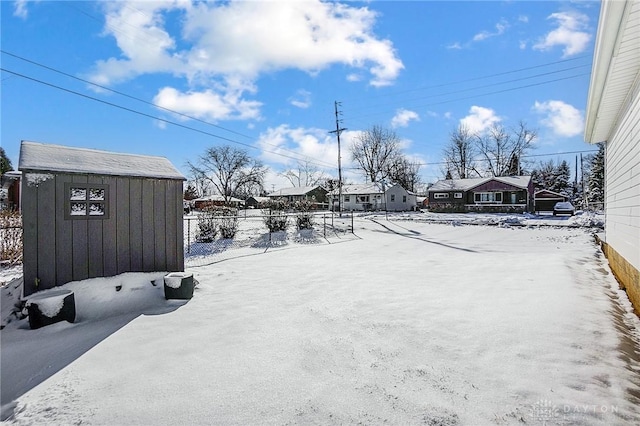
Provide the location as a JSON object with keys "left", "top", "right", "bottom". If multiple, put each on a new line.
{"left": 604, "top": 86, "right": 640, "bottom": 272}
{"left": 386, "top": 185, "right": 416, "bottom": 211}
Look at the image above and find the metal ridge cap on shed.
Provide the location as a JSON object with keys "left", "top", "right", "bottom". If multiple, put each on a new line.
{"left": 18, "top": 141, "right": 186, "bottom": 180}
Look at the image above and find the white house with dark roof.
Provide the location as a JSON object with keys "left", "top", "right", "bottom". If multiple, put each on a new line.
{"left": 19, "top": 141, "right": 186, "bottom": 296}
{"left": 428, "top": 175, "right": 534, "bottom": 213}
{"left": 584, "top": 0, "right": 640, "bottom": 312}
{"left": 327, "top": 183, "right": 416, "bottom": 211}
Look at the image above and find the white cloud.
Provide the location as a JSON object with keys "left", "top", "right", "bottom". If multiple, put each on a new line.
{"left": 289, "top": 90, "right": 312, "bottom": 109}
{"left": 533, "top": 100, "right": 584, "bottom": 137}
{"left": 87, "top": 0, "right": 404, "bottom": 123}
{"left": 153, "top": 86, "right": 262, "bottom": 122}
{"left": 533, "top": 11, "right": 591, "bottom": 57}
{"left": 446, "top": 42, "right": 463, "bottom": 50}
{"left": 256, "top": 125, "right": 340, "bottom": 170}
{"left": 13, "top": 0, "right": 29, "bottom": 19}
{"left": 473, "top": 21, "right": 508, "bottom": 42}
{"left": 519, "top": 15, "right": 529, "bottom": 24}
{"left": 459, "top": 106, "right": 501, "bottom": 134}
{"left": 391, "top": 109, "right": 420, "bottom": 128}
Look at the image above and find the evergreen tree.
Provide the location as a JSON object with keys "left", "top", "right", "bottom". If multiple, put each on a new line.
{"left": 0, "top": 147, "right": 13, "bottom": 176}
{"left": 587, "top": 143, "right": 605, "bottom": 206}
{"left": 550, "top": 160, "right": 571, "bottom": 195}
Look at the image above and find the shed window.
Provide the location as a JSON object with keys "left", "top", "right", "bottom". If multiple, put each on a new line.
{"left": 66, "top": 183, "right": 109, "bottom": 219}
{"left": 454, "top": 192, "right": 463, "bottom": 199}
{"left": 390, "top": 194, "right": 395, "bottom": 202}
{"left": 434, "top": 193, "right": 449, "bottom": 199}
{"left": 344, "top": 195, "right": 351, "bottom": 203}
{"left": 403, "top": 195, "right": 407, "bottom": 202}
{"left": 358, "top": 195, "right": 370, "bottom": 203}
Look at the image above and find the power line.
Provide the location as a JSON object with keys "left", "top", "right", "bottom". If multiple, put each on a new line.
{"left": 346, "top": 64, "right": 591, "bottom": 114}
{"left": 346, "top": 72, "right": 590, "bottom": 122}
{"left": 0, "top": 50, "right": 338, "bottom": 170}
{"left": 341, "top": 55, "right": 592, "bottom": 103}
{"left": 1, "top": 50, "right": 253, "bottom": 140}
{"left": 0, "top": 67, "right": 338, "bottom": 170}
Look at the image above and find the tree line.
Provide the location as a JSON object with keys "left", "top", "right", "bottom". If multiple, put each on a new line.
{"left": 186, "top": 121, "right": 604, "bottom": 209}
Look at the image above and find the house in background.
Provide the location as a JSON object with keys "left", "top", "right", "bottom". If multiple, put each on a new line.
{"left": 267, "top": 185, "right": 328, "bottom": 208}
{"left": 428, "top": 176, "right": 534, "bottom": 213}
{"left": 584, "top": 0, "right": 640, "bottom": 312}
{"left": 327, "top": 183, "right": 416, "bottom": 212}
{"left": 19, "top": 141, "right": 186, "bottom": 296}
{"left": 245, "top": 196, "right": 270, "bottom": 209}
{"left": 534, "top": 189, "right": 568, "bottom": 214}
{"left": 193, "top": 195, "right": 244, "bottom": 210}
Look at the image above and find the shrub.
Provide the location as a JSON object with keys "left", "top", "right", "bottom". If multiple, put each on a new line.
{"left": 263, "top": 210, "right": 289, "bottom": 232}
{"left": 217, "top": 207, "right": 239, "bottom": 239}
{"left": 196, "top": 207, "right": 218, "bottom": 242}
{"left": 294, "top": 200, "right": 314, "bottom": 230}
{"left": 262, "top": 199, "right": 290, "bottom": 232}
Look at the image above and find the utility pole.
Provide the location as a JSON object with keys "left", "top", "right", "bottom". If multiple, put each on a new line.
{"left": 329, "top": 101, "right": 347, "bottom": 214}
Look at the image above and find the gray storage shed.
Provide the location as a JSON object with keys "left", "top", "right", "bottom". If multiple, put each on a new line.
{"left": 19, "top": 141, "right": 186, "bottom": 296}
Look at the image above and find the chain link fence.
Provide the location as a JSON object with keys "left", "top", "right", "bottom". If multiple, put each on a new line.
{"left": 184, "top": 210, "right": 356, "bottom": 267}
{"left": 0, "top": 210, "right": 23, "bottom": 266}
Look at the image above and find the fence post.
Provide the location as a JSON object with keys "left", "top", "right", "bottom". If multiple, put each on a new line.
{"left": 351, "top": 212, "right": 354, "bottom": 234}
{"left": 323, "top": 214, "right": 326, "bottom": 238}
{"left": 187, "top": 218, "right": 191, "bottom": 254}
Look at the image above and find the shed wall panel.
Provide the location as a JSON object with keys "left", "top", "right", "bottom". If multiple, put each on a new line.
{"left": 20, "top": 167, "right": 184, "bottom": 295}
{"left": 154, "top": 180, "right": 167, "bottom": 270}
{"left": 129, "top": 178, "right": 143, "bottom": 271}
{"left": 36, "top": 177, "right": 56, "bottom": 290}
{"left": 142, "top": 179, "right": 155, "bottom": 272}
{"left": 87, "top": 176, "right": 104, "bottom": 279}
{"left": 55, "top": 175, "right": 73, "bottom": 285}
{"left": 21, "top": 178, "right": 38, "bottom": 295}
{"left": 165, "top": 180, "right": 179, "bottom": 272}
{"left": 102, "top": 176, "right": 118, "bottom": 276}
{"left": 116, "top": 177, "right": 131, "bottom": 273}
{"left": 72, "top": 175, "right": 89, "bottom": 282}
{"left": 175, "top": 181, "right": 184, "bottom": 271}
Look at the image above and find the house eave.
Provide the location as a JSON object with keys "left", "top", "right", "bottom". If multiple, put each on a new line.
{"left": 585, "top": 0, "right": 638, "bottom": 144}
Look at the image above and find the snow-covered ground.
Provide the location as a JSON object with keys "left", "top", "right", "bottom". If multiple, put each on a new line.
{"left": 2, "top": 212, "right": 639, "bottom": 425}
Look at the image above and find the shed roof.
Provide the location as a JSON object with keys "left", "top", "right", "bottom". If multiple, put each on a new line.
{"left": 19, "top": 141, "right": 186, "bottom": 180}
{"left": 429, "top": 176, "right": 531, "bottom": 192}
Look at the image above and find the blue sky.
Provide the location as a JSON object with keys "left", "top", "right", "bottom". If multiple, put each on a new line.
{"left": 1, "top": 0, "right": 601, "bottom": 191}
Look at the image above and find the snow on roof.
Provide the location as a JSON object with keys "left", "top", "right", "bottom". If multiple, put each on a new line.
{"left": 268, "top": 186, "right": 325, "bottom": 197}
{"left": 18, "top": 141, "right": 186, "bottom": 180}
{"left": 429, "top": 176, "right": 531, "bottom": 192}
{"left": 194, "top": 195, "right": 244, "bottom": 202}
{"left": 327, "top": 183, "right": 384, "bottom": 195}
{"left": 429, "top": 178, "right": 487, "bottom": 191}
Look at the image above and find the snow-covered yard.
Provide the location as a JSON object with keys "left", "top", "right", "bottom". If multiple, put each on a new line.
{"left": 1, "top": 212, "right": 639, "bottom": 425}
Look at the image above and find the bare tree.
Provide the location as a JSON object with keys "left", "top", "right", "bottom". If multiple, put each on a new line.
{"left": 388, "top": 156, "right": 422, "bottom": 192}
{"left": 280, "top": 160, "right": 327, "bottom": 187}
{"left": 188, "top": 145, "right": 267, "bottom": 204}
{"left": 476, "top": 121, "right": 537, "bottom": 177}
{"left": 350, "top": 125, "right": 402, "bottom": 183}
{"left": 442, "top": 124, "right": 480, "bottom": 179}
